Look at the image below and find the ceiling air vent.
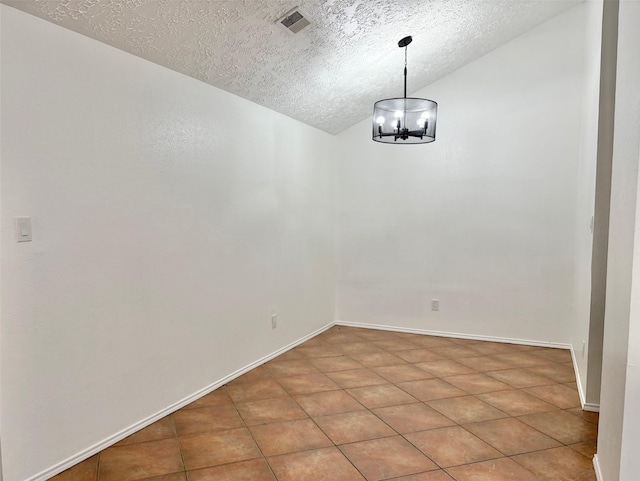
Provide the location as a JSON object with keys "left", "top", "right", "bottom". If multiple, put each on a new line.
{"left": 278, "top": 7, "right": 311, "bottom": 34}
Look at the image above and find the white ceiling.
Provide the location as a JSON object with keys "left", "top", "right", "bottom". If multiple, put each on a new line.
{"left": 3, "top": 0, "right": 581, "bottom": 134}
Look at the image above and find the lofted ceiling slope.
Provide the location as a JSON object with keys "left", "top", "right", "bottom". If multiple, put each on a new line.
{"left": 3, "top": 0, "right": 581, "bottom": 134}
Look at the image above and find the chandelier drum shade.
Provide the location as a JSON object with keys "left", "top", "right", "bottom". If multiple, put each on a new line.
{"left": 373, "top": 36, "right": 437, "bottom": 144}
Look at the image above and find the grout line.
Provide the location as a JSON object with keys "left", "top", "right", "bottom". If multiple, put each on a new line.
{"left": 288, "top": 394, "right": 372, "bottom": 480}
{"left": 95, "top": 453, "right": 100, "bottom": 481}
{"left": 233, "top": 401, "right": 280, "bottom": 481}
{"left": 170, "top": 415, "right": 188, "bottom": 479}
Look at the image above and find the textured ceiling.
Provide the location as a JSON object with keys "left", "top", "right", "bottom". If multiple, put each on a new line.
{"left": 3, "top": 0, "right": 581, "bottom": 134}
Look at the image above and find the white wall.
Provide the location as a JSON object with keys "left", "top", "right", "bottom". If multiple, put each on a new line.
{"left": 571, "top": 0, "right": 603, "bottom": 405}
{"left": 617, "top": 4, "right": 640, "bottom": 478}
{"left": 336, "top": 5, "right": 591, "bottom": 345}
{"left": 598, "top": 0, "right": 640, "bottom": 479}
{"left": 0, "top": 6, "right": 336, "bottom": 481}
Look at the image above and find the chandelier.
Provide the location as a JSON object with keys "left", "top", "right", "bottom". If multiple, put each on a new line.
{"left": 372, "top": 36, "right": 437, "bottom": 144}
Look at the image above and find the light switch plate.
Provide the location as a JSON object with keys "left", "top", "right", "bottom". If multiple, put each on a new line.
{"left": 16, "top": 217, "right": 32, "bottom": 242}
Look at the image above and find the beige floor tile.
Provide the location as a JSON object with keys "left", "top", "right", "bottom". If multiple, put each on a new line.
{"left": 309, "top": 355, "right": 365, "bottom": 372}
{"left": 529, "top": 347, "right": 573, "bottom": 363}
{"left": 570, "top": 440, "right": 598, "bottom": 459}
{"left": 249, "top": 418, "right": 333, "bottom": 456}
{"left": 314, "top": 410, "right": 396, "bottom": 444}
{"left": 469, "top": 342, "right": 519, "bottom": 356}
{"left": 178, "top": 428, "right": 261, "bottom": 471}
{"left": 524, "top": 383, "right": 582, "bottom": 409}
{"left": 235, "top": 396, "right": 308, "bottom": 426}
{"left": 347, "top": 384, "right": 418, "bottom": 408}
{"left": 573, "top": 469, "right": 598, "bottom": 481}
{"left": 456, "top": 355, "right": 516, "bottom": 372}
{"left": 99, "top": 438, "right": 184, "bottom": 481}
{"left": 464, "top": 418, "right": 561, "bottom": 455}
{"left": 441, "top": 373, "right": 512, "bottom": 394}
{"left": 429, "top": 345, "right": 483, "bottom": 359}
{"left": 350, "top": 351, "right": 407, "bottom": 368}
{"left": 327, "top": 368, "right": 389, "bottom": 388}
{"left": 373, "top": 364, "right": 436, "bottom": 383}
{"left": 427, "top": 396, "right": 508, "bottom": 424}
{"left": 139, "top": 474, "right": 186, "bottom": 481}
{"left": 338, "top": 342, "right": 385, "bottom": 355}
{"left": 446, "top": 457, "right": 538, "bottom": 481}
{"left": 414, "top": 360, "right": 477, "bottom": 377}
{"left": 476, "top": 389, "right": 557, "bottom": 416}
{"left": 340, "top": 436, "right": 438, "bottom": 481}
{"left": 486, "top": 368, "right": 555, "bottom": 388}
{"left": 173, "top": 404, "right": 243, "bottom": 437}
{"left": 526, "top": 363, "right": 576, "bottom": 383}
{"left": 405, "top": 426, "right": 503, "bottom": 468}
{"left": 388, "top": 471, "right": 455, "bottom": 481}
{"left": 566, "top": 407, "right": 600, "bottom": 424}
{"left": 392, "top": 348, "right": 444, "bottom": 363}
{"left": 396, "top": 379, "right": 466, "bottom": 402}
{"left": 493, "top": 352, "right": 553, "bottom": 368}
{"left": 275, "top": 373, "right": 341, "bottom": 395}
{"left": 518, "top": 410, "right": 598, "bottom": 444}
{"left": 267, "top": 447, "right": 365, "bottom": 481}
{"left": 373, "top": 403, "right": 455, "bottom": 433}
{"left": 226, "top": 378, "right": 289, "bottom": 403}
{"left": 293, "top": 390, "right": 366, "bottom": 417}
{"left": 186, "top": 459, "right": 274, "bottom": 481}
{"left": 512, "top": 446, "right": 595, "bottom": 480}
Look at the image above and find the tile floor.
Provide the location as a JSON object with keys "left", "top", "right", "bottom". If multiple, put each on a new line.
{"left": 52, "top": 326, "right": 599, "bottom": 481}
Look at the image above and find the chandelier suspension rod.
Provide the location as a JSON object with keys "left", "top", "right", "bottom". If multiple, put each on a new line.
{"left": 404, "top": 45, "right": 408, "bottom": 99}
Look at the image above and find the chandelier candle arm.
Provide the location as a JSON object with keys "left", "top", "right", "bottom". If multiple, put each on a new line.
{"left": 372, "top": 35, "right": 438, "bottom": 144}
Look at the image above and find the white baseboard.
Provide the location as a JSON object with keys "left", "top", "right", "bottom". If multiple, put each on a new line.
{"left": 583, "top": 402, "right": 600, "bottom": 413}
{"left": 335, "top": 320, "right": 573, "bottom": 350}
{"left": 570, "top": 345, "right": 588, "bottom": 408}
{"left": 593, "top": 454, "right": 603, "bottom": 481}
{"left": 27, "top": 322, "right": 334, "bottom": 481}
{"left": 568, "top": 345, "right": 601, "bottom": 413}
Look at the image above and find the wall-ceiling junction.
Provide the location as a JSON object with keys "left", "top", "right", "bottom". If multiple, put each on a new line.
{"left": 3, "top": 0, "right": 582, "bottom": 134}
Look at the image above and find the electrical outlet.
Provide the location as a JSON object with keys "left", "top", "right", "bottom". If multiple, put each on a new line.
{"left": 431, "top": 299, "right": 440, "bottom": 311}
{"left": 271, "top": 314, "right": 277, "bottom": 329}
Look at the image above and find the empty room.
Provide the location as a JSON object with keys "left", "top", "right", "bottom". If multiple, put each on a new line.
{"left": 1, "top": 1, "right": 639, "bottom": 481}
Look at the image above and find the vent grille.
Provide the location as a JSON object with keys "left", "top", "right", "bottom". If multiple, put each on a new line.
{"left": 278, "top": 8, "right": 311, "bottom": 34}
